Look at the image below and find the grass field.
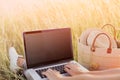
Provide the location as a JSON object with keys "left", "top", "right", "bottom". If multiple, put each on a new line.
{"left": 0, "top": 0, "right": 120, "bottom": 79}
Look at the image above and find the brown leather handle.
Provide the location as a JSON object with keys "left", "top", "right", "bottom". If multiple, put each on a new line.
{"left": 101, "top": 24, "right": 116, "bottom": 41}
{"left": 91, "top": 33, "right": 112, "bottom": 53}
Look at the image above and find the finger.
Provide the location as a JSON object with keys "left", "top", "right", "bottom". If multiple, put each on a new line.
{"left": 42, "top": 71, "right": 50, "bottom": 77}
{"left": 42, "top": 72, "right": 47, "bottom": 75}
{"left": 64, "top": 64, "right": 71, "bottom": 69}
{"left": 65, "top": 63, "right": 80, "bottom": 70}
{"left": 42, "top": 69, "right": 55, "bottom": 79}
{"left": 65, "top": 63, "right": 76, "bottom": 70}
{"left": 43, "top": 69, "right": 62, "bottom": 79}
{"left": 64, "top": 67, "right": 73, "bottom": 76}
{"left": 53, "top": 70, "right": 60, "bottom": 74}
{"left": 42, "top": 69, "right": 52, "bottom": 76}
{"left": 47, "top": 69, "right": 59, "bottom": 76}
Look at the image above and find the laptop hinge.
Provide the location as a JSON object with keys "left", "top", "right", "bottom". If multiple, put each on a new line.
{"left": 33, "top": 59, "right": 73, "bottom": 69}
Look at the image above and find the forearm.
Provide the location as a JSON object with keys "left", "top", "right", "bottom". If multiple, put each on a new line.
{"left": 94, "top": 74, "right": 120, "bottom": 80}
{"left": 84, "top": 68, "right": 120, "bottom": 75}
{"left": 61, "top": 73, "right": 120, "bottom": 80}
{"left": 61, "top": 74, "right": 94, "bottom": 80}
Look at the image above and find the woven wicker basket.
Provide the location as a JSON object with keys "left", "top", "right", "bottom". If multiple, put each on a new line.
{"left": 78, "top": 24, "right": 120, "bottom": 70}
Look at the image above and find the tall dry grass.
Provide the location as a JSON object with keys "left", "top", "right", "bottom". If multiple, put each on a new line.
{"left": 0, "top": 0, "right": 120, "bottom": 79}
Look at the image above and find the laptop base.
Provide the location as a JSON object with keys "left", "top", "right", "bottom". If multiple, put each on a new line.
{"left": 24, "top": 60, "right": 89, "bottom": 80}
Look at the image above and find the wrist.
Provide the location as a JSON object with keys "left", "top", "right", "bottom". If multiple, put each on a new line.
{"left": 58, "top": 77, "right": 68, "bottom": 80}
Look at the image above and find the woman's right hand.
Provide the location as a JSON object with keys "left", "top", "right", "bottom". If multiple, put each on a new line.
{"left": 64, "top": 63, "right": 84, "bottom": 76}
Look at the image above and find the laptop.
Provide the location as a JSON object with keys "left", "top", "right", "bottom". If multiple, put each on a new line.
{"left": 23, "top": 28, "right": 89, "bottom": 80}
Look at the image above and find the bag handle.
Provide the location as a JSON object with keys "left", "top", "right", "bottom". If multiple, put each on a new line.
{"left": 91, "top": 33, "right": 112, "bottom": 53}
{"left": 101, "top": 24, "right": 116, "bottom": 41}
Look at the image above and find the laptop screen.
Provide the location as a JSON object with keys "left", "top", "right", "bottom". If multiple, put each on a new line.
{"left": 23, "top": 28, "right": 73, "bottom": 69}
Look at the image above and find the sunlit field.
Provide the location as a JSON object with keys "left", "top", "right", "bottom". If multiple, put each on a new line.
{"left": 0, "top": 0, "right": 120, "bottom": 79}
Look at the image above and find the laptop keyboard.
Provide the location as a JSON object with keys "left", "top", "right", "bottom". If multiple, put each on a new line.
{"left": 36, "top": 64, "right": 66, "bottom": 78}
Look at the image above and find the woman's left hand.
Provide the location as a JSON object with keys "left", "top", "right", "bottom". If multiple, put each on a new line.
{"left": 42, "top": 69, "right": 63, "bottom": 80}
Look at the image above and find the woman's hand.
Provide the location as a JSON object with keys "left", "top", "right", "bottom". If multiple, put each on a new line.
{"left": 42, "top": 63, "right": 85, "bottom": 80}
{"left": 42, "top": 69, "right": 63, "bottom": 80}
{"left": 64, "top": 63, "right": 83, "bottom": 76}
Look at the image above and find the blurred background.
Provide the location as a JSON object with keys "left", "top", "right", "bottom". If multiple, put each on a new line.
{"left": 0, "top": 0, "right": 120, "bottom": 79}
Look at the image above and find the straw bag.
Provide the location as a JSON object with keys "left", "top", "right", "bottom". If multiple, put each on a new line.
{"left": 78, "top": 24, "right": 120, "bottom": 70}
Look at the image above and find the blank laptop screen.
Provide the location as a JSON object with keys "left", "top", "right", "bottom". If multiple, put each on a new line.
{"left": 23, "top": 28, "right": 73, "bottom": 69}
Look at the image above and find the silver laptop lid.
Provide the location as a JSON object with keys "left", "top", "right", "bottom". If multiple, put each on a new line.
{"left": 23, "top": 28, "right": 73, "bottom": 69}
